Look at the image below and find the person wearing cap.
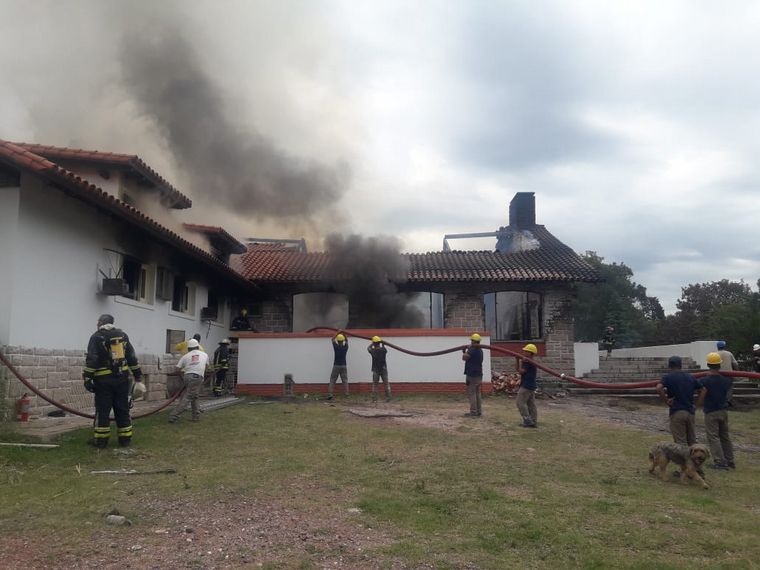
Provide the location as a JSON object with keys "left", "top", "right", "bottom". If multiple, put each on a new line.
{"left": 367, "top": 336, "right": 391, "bottom": 402}
{"left": 462, "top": 333, "right": 484, "bottom": 417}
{"left": 715, "top": 341, "right": 738, "bottom": 372}
{"left": 656, "top": 356, "right": 705, "bottom": 445}
{"left": 327, "top": 333, "right": 349, "bottom": 400}
{"left": 170, "top": 338, "right": 209, "bottom": 423}
{"left": 752, "top": 343, "right": 760, "bottom": 373}
{"left": 230, "top": 308, "right": 251, "bottom": 331}
{"left": 697, "top": 353, "right": 735, "bottom": 470}
{"left": 213, "top": 338, "right": 231, "bottom": 397}
{"left": 517, "top": 344, "right": 539, "bottom": 427}
{"left": 175, "top": 333, "right": 205, "bottom": 354}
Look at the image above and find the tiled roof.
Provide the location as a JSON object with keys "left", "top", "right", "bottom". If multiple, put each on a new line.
{"left": 236, "top": 232, "right": 601, "bottom": 284}
{"left": 0, "top": 139, "right": 256, "bottom": 294}
{"left": 183, "top": 224, "right": 247, "bottom": 254}
{"left": 13, "top": 142, "right": 192, "bottom": 209}
{"left": 235, "top": 245, "right": 331, "bottom": 282}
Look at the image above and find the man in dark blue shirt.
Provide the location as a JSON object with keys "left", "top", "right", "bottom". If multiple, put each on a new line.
{"left": 656, "top": 355, "right": 705, "bottom": 445}
{"left": 697, "top": 352, "right": 735, "bottom": 470}
{"left": 327, "top": 333, "right": 349, "bottom": 400}
{"left": 517, "top": 344, "right": 539, "bottom": 427}
{"left": 462, "top": 333, "right": 484, "bottom": 417}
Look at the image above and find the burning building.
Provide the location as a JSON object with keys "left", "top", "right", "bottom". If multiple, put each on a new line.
{"left": 0, "top": 140, "right": 257, "bottom": 417}
{"left": 233, "top": 193, "right": 601, "bottom": 394}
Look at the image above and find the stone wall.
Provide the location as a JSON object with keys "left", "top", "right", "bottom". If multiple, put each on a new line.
{"left": 444, "top": 292, "right": 485, "bottom": 331}
{"left": 538, "top": 288, "right": 575, "bottom": 380}
{"left": 0, "top": 345, "right": 176, "bottom": 421}
{"left": 249, "top": 297, "right": 292, "bottom": 332}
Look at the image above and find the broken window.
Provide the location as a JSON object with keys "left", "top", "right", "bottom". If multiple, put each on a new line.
{"left": 484, "top": 291, "right": 542, "bottom": 341}
{"left": 99, "top": 249, "right": 153, "bottom": 303}
{"left": 171, "top": 277, "right": 195, "bottom": 314}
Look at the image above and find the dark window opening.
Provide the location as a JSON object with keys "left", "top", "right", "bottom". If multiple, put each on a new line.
{"left": 484, "top": 291, "right": 542, "bottom": 341}
{"left": 172, "top": 277, "right": 190, "bottom": 313}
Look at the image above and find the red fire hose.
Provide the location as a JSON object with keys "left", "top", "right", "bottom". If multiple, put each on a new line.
{"left": 0, "top": 348, "right": 183, "bottom": 420}
{"left": 307, "top": 327, "right": 760, "bottom": 388}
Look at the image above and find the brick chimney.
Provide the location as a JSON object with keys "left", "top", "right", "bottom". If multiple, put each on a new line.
{"left": 508, "top": 192, "right": 536, "bottom": 229}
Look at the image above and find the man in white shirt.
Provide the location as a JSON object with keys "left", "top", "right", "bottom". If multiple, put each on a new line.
{"left": 169, "top": 339, "right": 209, "bottom": 423}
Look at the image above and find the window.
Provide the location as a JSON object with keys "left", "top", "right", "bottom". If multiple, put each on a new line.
{"left": 171, "top": 277, "right": 195, "bottom": 314}
{"left": 166, "top": 329, "right": 185, "bottom": 354}
{"left": 484, "top": 291, "right": 542, "bottom": 341}
{"left": 202, "top": 289, "right": 221, "bottom": 321}
{"left": 409, "top": 292, "right": 444, "bottom": 328}
{"left": 156, "top": 267, "right": 173, "bottom": 300}
{"left": 100, "top": 249, "right": 153, "bottom": 303}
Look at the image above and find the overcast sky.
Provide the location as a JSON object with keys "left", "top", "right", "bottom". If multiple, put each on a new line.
{"left": 2, "top": 0, "right": 759, "bottom": 312}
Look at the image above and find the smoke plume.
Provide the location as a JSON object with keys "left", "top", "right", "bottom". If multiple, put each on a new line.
{"left": 325, "top": 234, "right": 424, "bottom": 328}
{"left": 120, "top": 30, "right": 349, "bottom": 221}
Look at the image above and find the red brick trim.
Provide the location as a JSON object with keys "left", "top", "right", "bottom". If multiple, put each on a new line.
{"left": 236, "top": 328, "right": 481, "bottom": 340}
{"left": 235, "top": 381, "right": 488, "bottom": 396}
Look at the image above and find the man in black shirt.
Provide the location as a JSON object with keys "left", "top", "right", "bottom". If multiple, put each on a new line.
{"left": 462, "top": 333, "right": 484, "bottom": 417}
{"left": 368, "top": 335, "right": 391, "bottom": 402}
{"left": 656, "top": 355, "right": 705, "bottom": 445}
{"left": 517, "top": 344, "right": 539, "bottom": 428}
{"left": 697, "top": 352, "right": 735, "bottom": 470}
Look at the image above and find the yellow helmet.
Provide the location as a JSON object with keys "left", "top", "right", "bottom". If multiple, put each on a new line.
{"left": 371, "top": 336, "right": 382, "bottom": 343}
{"left": 335, "top": 333, "right": 346, "bottom": 342}
{"left": 470, "top": 333, "right": 481, "bottom": 342}
{"left": 522, "top": 343, "right": 538, "bottom": 354}
{"left": 706, "top": 352, "right": 722, "bottom": 365}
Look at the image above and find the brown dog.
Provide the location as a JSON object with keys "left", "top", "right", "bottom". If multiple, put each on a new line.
{"left": 648, "top": 442, "right": 710, "bottom": 489}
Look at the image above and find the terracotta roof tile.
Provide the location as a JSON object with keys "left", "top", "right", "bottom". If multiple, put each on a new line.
{"left": 236, "top": 231, "right": 601, "bottom": 284}
{"left": 0, "top": 138, "right": 256, "bottom": 294}
{"left": 13, "top": 142, "right": 192, "bottom": 209}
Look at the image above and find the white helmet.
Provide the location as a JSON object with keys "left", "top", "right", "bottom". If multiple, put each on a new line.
{"left": 187, "top": 338, "right": 200, "bottom": 349}
{"left": 131, "top": 381, "right": 147, "bottom": 399}
{"left": 753, "top": 344, "right": 760, "bottom": 352}
{"left": 220, "top": 338, "right": 231, "bottom": 344}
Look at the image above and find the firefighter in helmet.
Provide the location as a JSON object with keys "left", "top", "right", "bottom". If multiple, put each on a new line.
{"left": 83, "top": 314, "right": 142, "bottom": 448}
{"left": 213, "top": 338, "right": 231, "bottom": 396}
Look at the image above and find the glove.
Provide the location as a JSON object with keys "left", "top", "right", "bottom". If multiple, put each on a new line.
{"left": 83, "top": 377, "right": 95, "bottom": 393}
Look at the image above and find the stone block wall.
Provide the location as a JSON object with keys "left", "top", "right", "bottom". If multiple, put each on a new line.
{"left": 538, "top": 289, "right": 575, "bottom": 380}
{"left": 250, "top": 297, "right": 292, "bottom": 332}
{"left": 0, "top": 345, "right": 177, "bottom": 421}
{"left": 444, "top": 292, "right": 485, "bottom": 331}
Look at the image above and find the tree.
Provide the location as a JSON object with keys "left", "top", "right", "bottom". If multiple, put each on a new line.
{"left": 573, "top": 252, "right": 664, "bottom": 346}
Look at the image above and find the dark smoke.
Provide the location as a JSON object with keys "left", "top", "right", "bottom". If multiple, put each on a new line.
{"left": 325, "top": 234, "right": 424, "bottom": 328}
{"left": 120, "top": 30, "right": 349, "bottom": 220}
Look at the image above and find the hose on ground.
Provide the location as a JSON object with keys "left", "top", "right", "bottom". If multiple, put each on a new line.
{"left": 306, "top": 327, "right": 760, "bottom": 388}
{"left": 0, "top": 347, "right": 184, "bottom": 420}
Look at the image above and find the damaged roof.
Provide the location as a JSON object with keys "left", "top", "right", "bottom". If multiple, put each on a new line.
{"left": 12, "top": 142, "right": 192, "bottom": 209}
{"left": 0, "top": 139, "right": 256, "bottom": 294}
{"left": 183, "top": 224, "right": 247, "bottom": 254}
{"left": 236, "top": 230, "right": 601, "bottom": 284}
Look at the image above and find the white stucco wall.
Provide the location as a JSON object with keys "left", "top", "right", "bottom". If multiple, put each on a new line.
{"left": 0, "top": 186, "right": 21, "bottom": 344}
{"left": 238, "top": 333, "right": 491, "bottom": 384}
{"left": 3, "top": 174, "right": 235, "bottom": 353}
{"left": 610, "top": 341, "right": 718, "bottom": 365}
{"left": 574, "top": 342, "right": 599, "bottom": 377}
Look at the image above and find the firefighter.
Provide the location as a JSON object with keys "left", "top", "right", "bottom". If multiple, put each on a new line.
{"left": 368, "top": 336, "right": 391, "bottom": 402}
{"left": 175, "top": 333, "right": 204, "bottom": 354}
{"left": 83, "top": 314, "right": 142, "bottom": 448}
{"left": 230, "top": 308, "right": 251, "bottom": 331}
{"left": 213, "top": 338, "right": 231, "bottom": 397}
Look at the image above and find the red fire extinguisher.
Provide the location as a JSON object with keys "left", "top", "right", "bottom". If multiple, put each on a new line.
{"left": 16, "top": 393, "right": 31, "bottom": 422}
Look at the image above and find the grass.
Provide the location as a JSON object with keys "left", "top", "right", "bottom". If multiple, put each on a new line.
{"left": 1, "top": 396, "right": 759, "bottom": 569}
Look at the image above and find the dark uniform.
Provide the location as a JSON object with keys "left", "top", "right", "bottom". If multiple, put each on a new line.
{"left": 213, "top": 341, "right": 230, "bottom": 396}
{"left": 368, "top": 340, "right": 391, "bottom": 402}
{"left": 83, "top": 318, "right": 142, "bottom": 448}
